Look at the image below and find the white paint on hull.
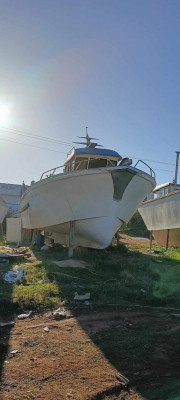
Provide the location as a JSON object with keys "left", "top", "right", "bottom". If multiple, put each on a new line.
{"left": 139, "top": 190, "right": 180, "bottom": 247}
{"left": 20, "top": 166, "right": 155, "bottom": 249}
{"left": 139, "top": 190, "right": 180, "bottom": 230}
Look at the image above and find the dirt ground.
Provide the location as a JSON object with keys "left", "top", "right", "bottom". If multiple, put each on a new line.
{"left": 119, "top": 233, "right": 152, "bottom": 248}
{"left": 0, "top": 236, "right": 180, "bottom": 400}
{"left": 0, "top": 308, "right": 180, "bottom": 400}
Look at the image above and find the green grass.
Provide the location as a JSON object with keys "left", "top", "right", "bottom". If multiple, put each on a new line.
{"left": 123, "top": 210, "right": 149, "bottom": 237}
{"left": 12, "top": 282, "right": 60, "bottom": 308}
{"left": 0, "top": 242, "right": 180, "bottom": 315}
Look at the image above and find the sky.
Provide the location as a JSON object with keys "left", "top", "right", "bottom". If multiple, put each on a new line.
{"left": 0, "top": 0, "right": 180, "bottom": 185}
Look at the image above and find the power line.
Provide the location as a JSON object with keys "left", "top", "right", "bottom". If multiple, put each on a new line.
{"left": 0, "top": 127, "right": 176, "bottom": 167}
{"left": 125, "top": 155, "right": 175, "bottom": 167}
{"left": 0, "top": 126, "right": 72, "bottom": 146}
{"left": 0, "top": 136, "right": 67, "bottom": 154}
{"left": 0, "top": 133, "right": 175, "bottom": 173}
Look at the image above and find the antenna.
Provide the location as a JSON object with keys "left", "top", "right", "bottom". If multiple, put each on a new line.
{"left": 73, "top": 127, "right": 103, "bottom": 148}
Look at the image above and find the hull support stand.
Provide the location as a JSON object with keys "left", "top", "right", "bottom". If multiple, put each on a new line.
{"left": 69, "top": 221, "right": 75, "bottom": 258}
{"left": 166, "top": 229, "right": 170, "bottom": 250}
{"left": 150, "top": 230, "right": 153, "bottom": 249}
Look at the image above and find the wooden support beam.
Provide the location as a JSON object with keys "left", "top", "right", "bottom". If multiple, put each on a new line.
{"left": 68, "top": 221, "right": 75, "bottom": 258}
{"left": 166, "top": 229, "right": 170, "bottom": 250}
{"left": 150, "top": 230, "right": 153, "bottom": 249}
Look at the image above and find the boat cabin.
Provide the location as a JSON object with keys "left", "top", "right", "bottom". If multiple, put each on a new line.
{"left": 64, "top": 147, "right": 122, "bottom": 172}
{"left": 153, "top": 182, "right": 180, "bottom": 198}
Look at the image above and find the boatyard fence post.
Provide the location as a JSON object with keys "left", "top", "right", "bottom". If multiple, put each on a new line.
{"left": 69, "top": 221, "right": 75, "bottom": 257}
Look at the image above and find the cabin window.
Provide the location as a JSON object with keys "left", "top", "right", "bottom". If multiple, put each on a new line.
{"left": 107, "top": 159, "right": 117, "bottom": 166}
{"left": 74, "top": 157, "right": 88, "bottom": 170}
{"left": 88, "top": 158, "right": 108, "bottom": 169}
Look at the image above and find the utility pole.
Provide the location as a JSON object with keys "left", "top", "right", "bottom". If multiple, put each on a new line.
{"left": 174, "top": 151, "right": 180, "bottom": 191}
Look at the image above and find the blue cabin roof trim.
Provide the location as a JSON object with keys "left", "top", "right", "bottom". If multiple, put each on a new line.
{"left": 74, "top": 148, "right": 121, "bottom": 159}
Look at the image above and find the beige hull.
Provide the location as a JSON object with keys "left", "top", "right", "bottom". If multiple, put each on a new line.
{"left": 139, "top": 190, "right": 180, "bottom": 248}
{"left": 152, "top": 228, "right": 180, "bottom": 247}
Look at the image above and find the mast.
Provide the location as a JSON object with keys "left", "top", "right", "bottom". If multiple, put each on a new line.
{"left": 174, "top": 151, "right": 180, "bottom": 191}
{"left": 73, "top": 127, "right": 102, "bottom": 148}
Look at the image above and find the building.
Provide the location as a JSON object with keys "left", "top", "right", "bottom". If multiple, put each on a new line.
{"left": 153, "top": 182, "right": 180, "bottom": 198}
{"left": 0, "top": 182, "right": 28, "bottom": 213}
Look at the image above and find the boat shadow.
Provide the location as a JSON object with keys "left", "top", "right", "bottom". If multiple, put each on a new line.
{"left": 34, "top": 244, "right": 180, "bottom": 399}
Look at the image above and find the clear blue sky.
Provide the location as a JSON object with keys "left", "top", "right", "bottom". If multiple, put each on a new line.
{"left": 0, "top": 0, "right": 179, "bottom": 185}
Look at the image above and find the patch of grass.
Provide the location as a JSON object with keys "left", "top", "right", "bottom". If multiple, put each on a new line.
{"left": 0, "top": 241, "right": 180, "bottom": 315}
{"left": 154, "top": 264, "right": 180, "bottom": 299}
{"left": 12, "top": 282, "right": 60, "bottom": 309}
{"left": 0, "top": 236, "right": 6, "bottom": 246}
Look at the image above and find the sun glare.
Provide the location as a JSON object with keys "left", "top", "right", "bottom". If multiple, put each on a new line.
{"left": 0, "top": 103, "right": 11, "bottom": 126}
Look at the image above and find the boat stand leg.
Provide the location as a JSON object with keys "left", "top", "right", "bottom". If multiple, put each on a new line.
{"left": 117, "top": 230, "right": 120, "bottom": 246}
{"left": 166, "top": 229, "right": 170, "bottom": 250}
{"left": 68, "top": 221, "right": 75, "bottom": 258}
{"left": 150, "top": 230, "right": 153, "bottom": 249}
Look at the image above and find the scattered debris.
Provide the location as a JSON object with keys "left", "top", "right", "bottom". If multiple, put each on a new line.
{"left": 0, "top": 321, "right": 15, "bottom": 328}
{"left": 171, "top": 313, "right": 180, "bottom": 319}
{"left": 116, "top": 372, "right": 130, "bottom": 386}
{"left": 0, "top": 258, "right": 9, "bottom": 264}
{"left": 74, "top": 292, "right": 90, "bottom": 301}
{"left": 10, "top": 349, "right": 20, "bottom": 355}
{"left": 52, "top": 307, "right": 68, "bottom": 320}
{"left": 53, "top": 259, "right": 90, "bottom": 269}
{"left": 0, "top": 252, "right": 27, "bottom": 262}
{"left": 41, "top": 245, "right": 50, "bottom": 251}
{"left": 140, "top": 288, "right": 146, "bottom": 294}
{"left": 44, "top": 326, "right": 50, "bottom": 332}
{"left": 4, "top": 267, "right": 25, "bottom": 284}
{"left": 17, "top": 311, "right": 32, "bottom": 320}
{"left": 26, "top": 324, "right": 45, "bottom": 329}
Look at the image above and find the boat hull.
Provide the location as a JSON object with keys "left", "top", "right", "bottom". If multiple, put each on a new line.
{"left": 20, "top": 166, "right": 155, "bottom": 249}
{"left": 139, "top": 191, "right": 180, "bottom": 247}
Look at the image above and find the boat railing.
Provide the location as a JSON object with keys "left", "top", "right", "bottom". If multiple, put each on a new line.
{"left": 40, "top": 165, "right": 64, "bottom": 180}
{"left": 40, "top": 158, "right": 117, "bottom": 180}
{"left": 40, "top": 158, "right": 156, "bottom": 180}
{"left": 134, "top": 160, "right": 156, "bottom": 179}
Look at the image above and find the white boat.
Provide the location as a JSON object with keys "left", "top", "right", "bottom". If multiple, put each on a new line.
{"left": 0, "top": 196, "right": 8, "bottom": 224}
{"left": 20, "top": 132, "right": 156, "bottom": 249}
{"left": 139, "top": 152, "right": 180, "bottom": 247}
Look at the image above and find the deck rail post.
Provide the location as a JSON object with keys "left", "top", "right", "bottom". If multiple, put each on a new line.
{"left": 69, "top": 221, "right": 75, "bottom": 257}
